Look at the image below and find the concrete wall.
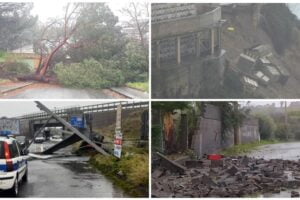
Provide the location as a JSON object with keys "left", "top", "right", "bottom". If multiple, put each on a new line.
{"left": 191, "top": 104, "right": 259, "bottom": 158}
{"left": 152, "top": 51, "right": 226, "bottom": 98}
{"left": 191, "top": 104, "right": 232, "bottom": 158}
{"left": 240, "top": 118, "right": 260, "bottom": 144}
{"left": 91, "top": 108, "right": 146, "bottom": 129}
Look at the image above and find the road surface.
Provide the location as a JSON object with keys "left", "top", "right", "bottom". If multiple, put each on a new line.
{"left": 247, "top": 142, "right": 300, "bottom": 197}
{"left": 0, "top": 142, "right": 127, "bottom": 197}
{"left": 5, "top": 87, "right": 116, "bottom": 99}
{"left": 0, "top": 82, "right": 148, "bottom": 99}
{"left": 247, "top": 142, "right": 300, "bottom": 160}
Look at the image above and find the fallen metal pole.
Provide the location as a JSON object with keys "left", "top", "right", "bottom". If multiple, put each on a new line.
{"left": 35, "top": 101, "right": 109, "bottom": 156}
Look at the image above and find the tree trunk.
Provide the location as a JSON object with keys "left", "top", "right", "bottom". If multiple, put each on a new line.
{"left": 38, "top": 39, "right": 68, "bottom": 76}
{"left": 163, "top": 112, "right": 175, "bottom": 154}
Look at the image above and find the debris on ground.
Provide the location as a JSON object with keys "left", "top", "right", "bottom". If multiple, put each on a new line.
{"left": 152, "top": 155, "right": 300, "bottom": 197}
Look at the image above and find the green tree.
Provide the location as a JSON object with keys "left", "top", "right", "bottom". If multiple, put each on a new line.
{"left": 0, "top": 3, "right": 37, "bottom": 51}
{"left": 66, "top": 3, "right": 127, "bottom": 62}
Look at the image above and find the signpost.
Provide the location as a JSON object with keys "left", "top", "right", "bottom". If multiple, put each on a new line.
{"left": 114, "top": 104, "right": 122, "bottom": 158}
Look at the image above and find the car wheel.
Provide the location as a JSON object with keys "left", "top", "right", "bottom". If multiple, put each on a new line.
{"left": 22, "top": 168, "right": 28, "bottom": 182}
{"left": 10, "top": 177, "right": 19, "bottom": 197}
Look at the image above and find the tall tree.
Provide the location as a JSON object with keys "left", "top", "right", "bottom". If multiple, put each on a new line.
{"left": 0, "top": 3, "right": 37, "bottom": 51}
{"left": 121, "top": 2, "right": 149, "bottom": 49}
{"left": 20, "top": 3, "right": 127, "bottom": 82}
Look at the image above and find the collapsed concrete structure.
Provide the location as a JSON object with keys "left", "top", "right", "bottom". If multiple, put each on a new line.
{"left": 236, "top": 44, "right": 290, "bottom": 90}
{"left": 152, "top": 4, "right": 226, "bottom": 98}
{"left": 152, "top": 3, "right": 293, "bottom": 98}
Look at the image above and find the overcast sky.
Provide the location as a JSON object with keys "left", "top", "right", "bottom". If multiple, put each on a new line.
{"left": 0, "top": 101, "right": 112, "bottom": 118}
{"left": 31, "top": 1, "right": 135, "bottom": 23}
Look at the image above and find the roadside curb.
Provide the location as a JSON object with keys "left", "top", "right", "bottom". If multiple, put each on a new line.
{"left": 110, "top": 87, "right": 149, "bottom": 99}
{"left": 0, "top": 82, "right": 34, "bottom": 94}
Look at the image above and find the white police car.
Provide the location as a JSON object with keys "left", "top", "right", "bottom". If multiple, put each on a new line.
{"left": 0, "top": 134, "right": 28, "bottom": 196}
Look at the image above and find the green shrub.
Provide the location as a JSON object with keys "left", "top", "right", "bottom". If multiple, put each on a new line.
{"left": 256, "top": 114, "right": 277, "bottom": 140}
{"left": 123, "top": 42, "right": 148, "bottom": 82}
{"left": 1, "top": 61, "right": 32, "bottom": 75}
{"left": 54, "top": 58, "right": 125, "bottom": 89}
{"left": 90, "top": 153, "right": 148, "bottom": 197}
{"left": 274, "top": 123, "right": 288, "bottom": 140}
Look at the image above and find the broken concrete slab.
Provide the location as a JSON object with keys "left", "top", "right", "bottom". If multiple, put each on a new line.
{"left": 156, "top": 152, "right": 187, "bottom": 174}
{"left": 152, "top": 155, "right": 300, "bottom": 197}
{"left": 211, "top": 159, "right": 224, "bottom": 168}
{"left": 152, "top": 169, "right": 165, "bottom": 179}
{"left": 291, "top": 191, "right": 300, "bottom": 197}
{"left": 226, "top": 165, "right": 239, "bottom": 176}
{"left": 185, "top": 160, "right": 204, "bottom": 168}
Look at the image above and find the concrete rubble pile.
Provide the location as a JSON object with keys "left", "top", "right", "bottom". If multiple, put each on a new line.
{"left": 152, "top": 156, "right": 300, "bottom": 197}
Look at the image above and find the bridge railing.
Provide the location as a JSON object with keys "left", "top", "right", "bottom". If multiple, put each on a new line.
{"left": 18, "top": 101, "right": 148, "bottom": 121}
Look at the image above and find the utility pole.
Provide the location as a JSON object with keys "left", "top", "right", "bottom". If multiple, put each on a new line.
{"left": 113, "top": 104, "right": 123, "bottom": 158}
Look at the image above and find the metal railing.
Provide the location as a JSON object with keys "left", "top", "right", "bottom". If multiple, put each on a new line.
{"left": 18, "top": 101, "right": 148, "bottom": 121}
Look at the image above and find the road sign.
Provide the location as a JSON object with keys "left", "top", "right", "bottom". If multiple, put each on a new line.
{"left": 70, "top": 115, "right": 85, "bottom": 128}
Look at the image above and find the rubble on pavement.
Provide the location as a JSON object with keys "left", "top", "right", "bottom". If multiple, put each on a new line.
{"left": 152, "top": 155, "right": 300, "bottom": 197}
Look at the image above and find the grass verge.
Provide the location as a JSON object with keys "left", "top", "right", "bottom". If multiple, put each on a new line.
{"left": 126, "top": 82, "right": 148, "bottom": 92}
{"left": 89, "top": 150, "right": 149, "bottom": 197}
{"left": 220, "top": 140, "right": 280, "bottom": 156}
{"left": 0, "top": 78, "right": 9, "bottom": 84}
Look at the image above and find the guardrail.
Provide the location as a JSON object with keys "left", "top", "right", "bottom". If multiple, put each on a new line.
{"left": 18, "top": 101, "right": 148, "bottom": 121}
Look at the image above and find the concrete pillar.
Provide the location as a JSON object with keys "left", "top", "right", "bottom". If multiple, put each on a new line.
{"left": 196, "top": 32, "right": 201, "bottom": 58}
{"left": 156, "top": 41, "right": 160, "bottom": 68}
{"left": 176, "top": 36, "right": 181, "bottom": 64}
{"left": 217, "top": 26, "right": 221, "bottom": 51}
{"left": 211, "top": 28, "right": 215, "bottom": 56}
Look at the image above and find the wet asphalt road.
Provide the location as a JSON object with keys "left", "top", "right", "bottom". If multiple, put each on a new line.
{"left": 247, "top": 142, "right": 300, "bottom": 160}
{"left": 0, "top": 142, "right": 127, "bottom": 197}
{"left": 7, "top": 87, "right": 114, "bottom": 99}
{"left": 247, "top": 142, "right": 300, "bottom": 197}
